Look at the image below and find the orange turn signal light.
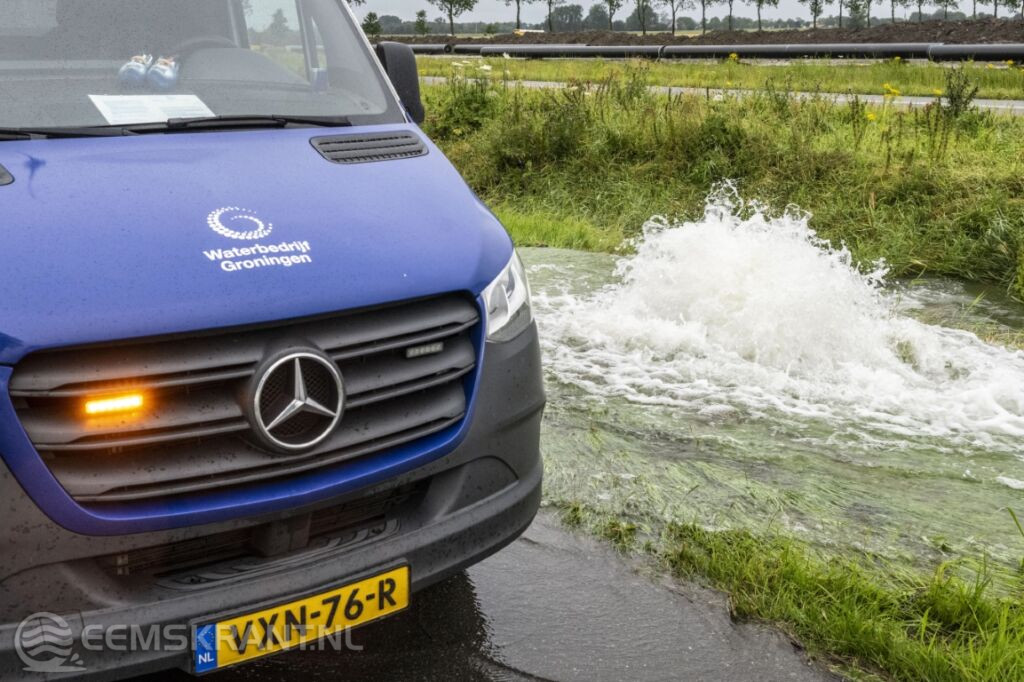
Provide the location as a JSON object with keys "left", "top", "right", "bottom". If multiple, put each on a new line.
{"left": 84, "top": 393, "right": 144, "bottom": 416}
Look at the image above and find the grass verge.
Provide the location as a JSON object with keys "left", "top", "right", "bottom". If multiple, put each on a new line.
{"left": 422, "top": 65, "right": 1024, "bottom": 299}
{"left": 491, "top": 205, "right": 621, "bottom": 251}
{"left": 560, "top": 500, "right": 1024, "bottom": 681}
{"left": 418, "top": 55, "right": 1024, "bottom": 100}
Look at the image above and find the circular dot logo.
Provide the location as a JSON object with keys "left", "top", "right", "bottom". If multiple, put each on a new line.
{"left": 15, "top": 612, "right": 85, "bottom": 673}
{"left": 207, "top": 207, "right": 273, "bottom": 241}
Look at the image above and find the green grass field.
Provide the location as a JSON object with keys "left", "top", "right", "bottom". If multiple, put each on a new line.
{"left": 418, "top": 55, "right": 1024, "bottom": 100}
{"left": 422, "top": 66, "right": 1024, "bottom": 300}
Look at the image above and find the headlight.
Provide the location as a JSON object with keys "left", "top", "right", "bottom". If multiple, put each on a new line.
{"left": 483, "top": 250, "right": 532, "bottom": 341}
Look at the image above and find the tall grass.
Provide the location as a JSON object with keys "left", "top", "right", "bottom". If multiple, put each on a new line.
{"left": 422, "top": 65, "right": 1024, "bottom": 298}
{"left": 561, "top": 500, "right": 1024, "bottom": 681}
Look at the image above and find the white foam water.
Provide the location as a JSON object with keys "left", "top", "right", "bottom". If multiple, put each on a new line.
{"left": 533, "top": 187, "right": 1024, "bottom": 454}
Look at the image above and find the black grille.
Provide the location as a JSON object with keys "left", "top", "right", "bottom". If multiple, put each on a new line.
{"left": 10, "top": 295, "right": 478, "bottom": 504}
{"left": 311, "top": 131, "right": 427, "bottom": 164}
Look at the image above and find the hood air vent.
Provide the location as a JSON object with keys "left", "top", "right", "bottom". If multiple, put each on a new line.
{"left": 311, "top": 131, "right": 427, "bottom": 165}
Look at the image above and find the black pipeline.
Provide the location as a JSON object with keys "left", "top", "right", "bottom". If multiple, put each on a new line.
{"left": 404, "top": 42, "right": 1024, "bottom": 61}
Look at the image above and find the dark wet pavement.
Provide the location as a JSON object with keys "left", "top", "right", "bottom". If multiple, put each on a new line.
{"left": 186, "top": 511, "right": 832, "bottom": 682}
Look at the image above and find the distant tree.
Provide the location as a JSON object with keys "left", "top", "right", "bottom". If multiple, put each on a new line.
{"left": 605, "top": 0, "right": 625, "bottom": 27}
{"left": 799, "top": 0, "right": 831, "bottom": 26}
{"left": 994, "top": 0, "right": 1020, "bottom": 16}
{"left": 660, "top": 0, "right": 694, "bottom": 33}
{"left": 695, "top": 0, "right": 721, "bottom": 32}
{"left": 635, "top": 0, "right": 653, "bottom": 32}
{"left": 934, "top": 0, "right": 958, "bottom": 17}
{"left": 266, "top": 8, "right": 293, "bottom": 43}
{"left": 414, "top": 9, "right": 431, "bottom": 34}
{"left": 378, "top": 14, "right": 404, "bottom": 32}
{"left": 888, "top": 0, "right": 908, "bottom": 21}
{"left": 624, "top": 1, "right": 661, "bottom": 29}
{"left": 724, "top": 0, "right": 736, "bottom": 27}
{"left": 361, "top": 11, "right": 382, "bottom": 38}
{"left": 545, "top": 0, "right": 567, "bottom": 29}
{"left": 586, "top": 2, "right": 611, "bottom": 27}
{"left": 847, "top": 0, "right": 869, "bottom": 25}
{"left": 348, "top": 0, "right": 365, "bottom": 6}
{"left": 677, "top": 15, "right": 699, "bottom": 27}
{"left": 551, "top": 3, "right": 586, "bottom": 29}
{"left": 913, "top": 0, "right": 928, "bottom": 19}
{"left": 428, "top": 0, "right": 478, "bottom": 35}
{"left": 837, "top": 0, "right": 845, "bottom": 25}
{"left": 505, "top": 0, "right": 538, "bottom": 29}
{"left": 989, "top": 0, "right": 1009, "bottom": 15}
{"left": 750, "top": 0, "right": 780, "bottom": 28}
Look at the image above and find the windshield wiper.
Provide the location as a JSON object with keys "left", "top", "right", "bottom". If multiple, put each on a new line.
{"left": 0, "top": 115, "right": 352, "bottom": 141}
{"left": 0, "top": 126, "right": 129, "bottom": 141}
{"left": 125, "top": 114, "right": 353, "bottom": 134}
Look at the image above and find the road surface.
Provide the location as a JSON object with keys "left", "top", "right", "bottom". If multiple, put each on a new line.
{"left": 192, "top": 511, "right": 834, "bottom": 681}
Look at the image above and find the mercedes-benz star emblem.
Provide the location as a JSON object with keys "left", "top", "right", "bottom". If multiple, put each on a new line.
{"left": 252, "top": 351, "right": 344, "bottom": 452}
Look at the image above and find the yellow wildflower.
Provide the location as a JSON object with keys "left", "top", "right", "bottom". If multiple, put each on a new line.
{"left": 865, "top": 111, "right": 877, "bottom": 121}
{"left": 932, "top": 88, "right": 943, "bottom": 96}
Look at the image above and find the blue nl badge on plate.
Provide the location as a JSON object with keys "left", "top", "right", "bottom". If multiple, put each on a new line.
{"left": 194, "top": 623, "right": 218, "bottom": 673}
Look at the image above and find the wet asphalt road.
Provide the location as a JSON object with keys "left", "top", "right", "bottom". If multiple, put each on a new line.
{"left": 180, "top": 511, "right": 832, "bottom": 682}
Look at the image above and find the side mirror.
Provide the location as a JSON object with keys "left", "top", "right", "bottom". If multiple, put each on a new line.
{"left": 375, "top": 42, "right": 425, "bottom": 125}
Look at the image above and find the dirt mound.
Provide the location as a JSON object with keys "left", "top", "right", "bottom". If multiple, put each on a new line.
{"left": 390, "top": 18, "right": 1024, "bottom": 46}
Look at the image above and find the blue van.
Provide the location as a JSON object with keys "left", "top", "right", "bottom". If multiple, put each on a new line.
{"left": 0, "top": 1, "right": 543, "bottom": 678}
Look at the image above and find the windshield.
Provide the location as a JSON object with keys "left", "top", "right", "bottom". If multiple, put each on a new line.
{"left": 0, "top": 0, "right": 404, "bottom": 130}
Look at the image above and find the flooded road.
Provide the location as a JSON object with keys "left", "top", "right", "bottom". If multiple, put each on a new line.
{"left": 206, "top": 512, "right": 831, "bottom": 681}
{"left": 531, "top": 190, "right": 1024, "bottom": 579}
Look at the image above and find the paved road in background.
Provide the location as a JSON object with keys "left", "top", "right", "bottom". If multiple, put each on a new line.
{"left": 423, "top": 75, "right": 1024, "bottom": 115}
{"left": 190, "top": 512, "right": 833, "bottom": 681}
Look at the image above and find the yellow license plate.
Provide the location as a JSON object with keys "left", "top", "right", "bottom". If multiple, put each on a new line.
{"left": 193, "top": 565, "right": 409, "bottom": 672}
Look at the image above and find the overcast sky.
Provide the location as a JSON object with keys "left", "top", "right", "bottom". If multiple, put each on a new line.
{"left": 348, "top": 0, "right": 891, "bottom": 25}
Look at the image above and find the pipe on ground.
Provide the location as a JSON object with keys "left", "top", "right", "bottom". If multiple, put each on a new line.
{"left": 410, "top": 42, "right": 1024, "bottom": 61}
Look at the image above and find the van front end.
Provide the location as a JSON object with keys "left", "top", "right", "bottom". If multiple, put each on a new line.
{"left": 0, "top": 1, "right": 542, "bottom": 678}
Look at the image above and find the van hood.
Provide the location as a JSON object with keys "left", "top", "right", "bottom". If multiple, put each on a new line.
{"left": 0, "top": 125, "right": 511, "bottom": 363}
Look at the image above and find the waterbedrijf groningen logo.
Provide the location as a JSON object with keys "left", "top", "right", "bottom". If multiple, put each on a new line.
{"left": 15, "top": 612, "right": 85, "bottom": 673}
{"left": 207, "top": 207, "right": 274, "bottom": 241}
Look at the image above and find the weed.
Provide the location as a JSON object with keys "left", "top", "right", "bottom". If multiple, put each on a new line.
{"left": 942, "top": 67, "right": 981, "bottom": 120}
{"left": 1010, "top": 508, "right": 1024, "bottom": 574}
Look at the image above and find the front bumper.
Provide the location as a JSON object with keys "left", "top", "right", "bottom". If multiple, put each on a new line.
{"left": 0, "top": 325, "right": 544, "bottom": 680}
